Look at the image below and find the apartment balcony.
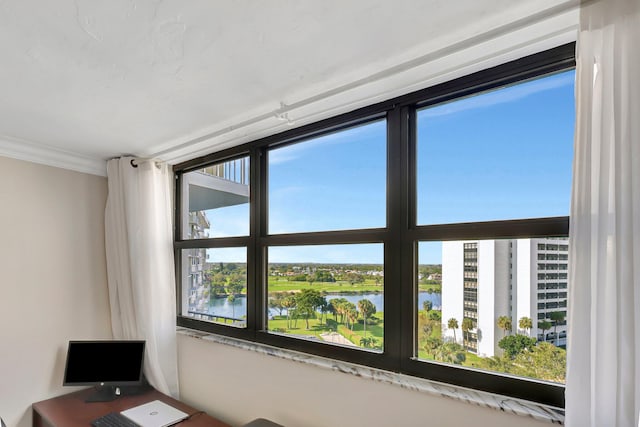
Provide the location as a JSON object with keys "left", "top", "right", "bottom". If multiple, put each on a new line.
{"left": 180, "top": 158, "right": 250, "bottom": 241}
{"left": 185, "top": 160, "right": 249, "bottom": 213}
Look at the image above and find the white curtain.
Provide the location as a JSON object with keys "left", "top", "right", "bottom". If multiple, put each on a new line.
{"left": 105, "top": 157, "right": 179, "bottom": 397}
{"left": 566, "top": 0, "right": 640, "bottom": 426}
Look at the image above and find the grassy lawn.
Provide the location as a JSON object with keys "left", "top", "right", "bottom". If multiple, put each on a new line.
{"left": 268, "top": 279, "right": 383, "bottom": 294}
{"left": 268, "top": 316, "right": 333, "bottom": 339}
{"left": 417, "top": 283, "right": 442, "bottom": 293}
{"left": 267, "top": 313, "right": 384, "bottom": 350}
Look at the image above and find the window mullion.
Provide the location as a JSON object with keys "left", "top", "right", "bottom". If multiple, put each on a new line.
{"left": 383, "top": 106, "right": 406, "bottom": 365}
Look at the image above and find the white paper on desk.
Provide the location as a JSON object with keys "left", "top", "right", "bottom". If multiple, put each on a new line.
{"left": 121, "top": 400, "right": 189, "bottom": 427}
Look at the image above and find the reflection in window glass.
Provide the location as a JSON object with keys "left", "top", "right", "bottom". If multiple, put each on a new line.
{"left": 267, "top": 244, "right": 383, "bottom": 351}
{"left": 417, "top": 239, "right": 568, "bottom": 384}
{"left": 268, "top": 121, "right": 386, "bottom": 234}
{"left": 181, "top": 247, "right": 247, "bottom": 328}
{"left": 182, "top": 157, "right": 250, "bottom": 239}
{"left": 417, "top": 70, "right": 575, "bottom": 225}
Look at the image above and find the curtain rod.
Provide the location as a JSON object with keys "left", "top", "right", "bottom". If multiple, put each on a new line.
{"left": 149, "top": 0, "right": 585, "bottom": 160}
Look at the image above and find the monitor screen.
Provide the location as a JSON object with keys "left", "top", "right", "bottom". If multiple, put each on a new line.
{"left": 63, "top": 340, "right": 145, "bottom": 386}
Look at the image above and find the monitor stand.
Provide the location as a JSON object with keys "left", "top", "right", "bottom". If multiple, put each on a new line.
{"left": 85, "top": 385, "right": 118, "bottom": 403}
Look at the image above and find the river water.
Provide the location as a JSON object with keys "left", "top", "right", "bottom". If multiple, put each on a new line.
{"left": 203, "top": 291, "right": 442, "bottom": 319}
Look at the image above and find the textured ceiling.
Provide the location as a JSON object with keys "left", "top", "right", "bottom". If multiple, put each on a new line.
{"left": 0, "top": 0, "right": 579, "bottom": 174}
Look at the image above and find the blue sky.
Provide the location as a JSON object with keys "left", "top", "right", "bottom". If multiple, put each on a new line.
{"left": 202, "top": 70, "right": 575, "bottom": 265}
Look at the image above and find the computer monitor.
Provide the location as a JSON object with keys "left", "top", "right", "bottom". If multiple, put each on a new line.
{"left": 63, "top": 340, "right": 146, "bottom": 402}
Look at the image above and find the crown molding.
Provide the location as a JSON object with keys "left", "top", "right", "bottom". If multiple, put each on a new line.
{"left": 0, "top": 136, "right": 107, "bottom": 177}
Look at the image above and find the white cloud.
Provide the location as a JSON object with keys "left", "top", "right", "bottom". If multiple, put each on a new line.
{"left": 268, "top": 120, "right": 384, "bottom": 165}
{"left": 419, "top": 71, "right": 574, "bottom": 120}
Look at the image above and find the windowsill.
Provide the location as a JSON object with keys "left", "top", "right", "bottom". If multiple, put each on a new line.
{"left": 177, "top": 327, "right": 565, "bottom": 425}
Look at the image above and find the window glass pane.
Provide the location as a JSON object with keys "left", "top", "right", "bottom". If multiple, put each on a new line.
{"left": 417, "top": 238, "right": 568, "bottom": 384}
{"left": 181, "top": 247, "right": 247, "bottom": 328}
{"left": 417, "top": 70, "right": 575, "bottom": 225}
{"left": 268, "top": 121, "right": 386, "bottom": 233}
{"left": 182, "top": 157, "right": 249, "bottom": 239}
{"left": 267, "top": 244, "right": 383, "bottom": 351}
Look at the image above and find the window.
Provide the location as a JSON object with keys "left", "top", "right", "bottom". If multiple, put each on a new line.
{"left": 174, "top": 44, "right": 575, "bottom": 408}
{"left": 177, "top": 157, "right": 251, "bottom": 330}
{"left": 268, "top": 121, "right": 386, "bottom": 233}
{"left": 267, "top": 243, "right": 384, "bottom": 350}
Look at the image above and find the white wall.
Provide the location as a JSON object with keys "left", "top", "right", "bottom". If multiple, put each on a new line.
{"left": 177, "top": 334, "right": 551, "bottom": 427}
{"left": 0, "top": 156, "right": 112, "bottom": 427}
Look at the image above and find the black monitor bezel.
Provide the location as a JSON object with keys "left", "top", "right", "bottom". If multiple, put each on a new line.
{"left": 62, "top": 340, "right": 146, "bottom": 387}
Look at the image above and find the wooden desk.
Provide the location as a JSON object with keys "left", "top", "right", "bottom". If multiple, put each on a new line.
{"left": 32, "top": 387, "right": 230, "bottom": 427}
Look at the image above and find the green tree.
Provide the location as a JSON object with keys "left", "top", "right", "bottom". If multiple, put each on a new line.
{"left": 512, "top": 342, "right": 566, "bottom": 382}
{"left": 345, "top": 304, "right": 358, "bottom": 330}
{"left": 518, "top": 316, "right": 533, "bottom": 335}
{"left": 209, "top": 282, "right": 226, "bottom": 297}
{"left": 295, "top": 289, "right": 324, "bottom": 330}
{"left": 422, "top": 320, "right": 434, "bottom": 338}
{"left": 497, "top": 315, "right": 512, "bottom": 337}
{"left": 538, "top": 320, "right": 552, "bottom": 342}
{"left": 424, "top": 337, "right": 443, "bottom": 359}
{"left": 315, "top": 270, "right": 335, "bottom": 282}
{"left": 329, "top": 298, "right": 348, "bottom": 323}
{"left": 437, "top": 343, "right": 466, "bottom": 365}
{"left": 307, "top": 274, "right": 315, "bottom": 286}
{"left": 428, "top": 310, "right": 442, "bottom": 321}
{"left": 268, "top": 292, "right": 286, "bottom": 317}
{"left": 210, "top": 272, "right": 227, "bottom": 296}
{"left": 498, "top": 334, "right": 537, "bottom": 359}
{"left": 548, "top": 312, "right": 566, "bottom": 345}
{"left": 282, "top": 296, "right": 297, "bottom": 329}
{"left": 318, "top": 299, "right": 330, "bottom": 325}
{"left": 423, "top": 300, "right": 433, "bottom": 312}
{"left": 461, "top": 318, "right": 474, "bottom": 344}
{"left": 447, "top": 318, "right": 459, "bottom": 343}
{"left": 226, "top": 281, "right": 243, "bottom": 297}
{"left": 358, "top": 299, "right": 377, "bottom": 337}
{"left": 344, "top": 272, "right": 365, "bottom": 285}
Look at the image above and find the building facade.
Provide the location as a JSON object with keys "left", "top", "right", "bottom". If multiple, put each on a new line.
{"left": 180, "top": 159, "right": 250, "bottom": 316}
{"left": 441, "top": 238, "right": 568, "bottom": 357}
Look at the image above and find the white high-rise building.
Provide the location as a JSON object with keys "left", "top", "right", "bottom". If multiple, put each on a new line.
{"left": 441, "top": 238, "right": 568, "bottom": 357}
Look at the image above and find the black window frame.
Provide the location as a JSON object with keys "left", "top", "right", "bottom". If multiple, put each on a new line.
{"left": 174, "top": 43, "right": 575, "bottom": 408}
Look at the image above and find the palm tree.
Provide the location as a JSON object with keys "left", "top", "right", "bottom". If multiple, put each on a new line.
{"left": 281, "top": 296, "right": 296, "bottom": 329}
{"left": 461, "top": 318, "right": 474, "bottom": 345}
{"left": 538, "top": 320, "right": 552, "bottom": 342}
{"left": 359, "top": 337, "right": 372, "bottom": 348}
{"left": 424, "top": 337, "right": 443, "bottom": 359}
{"left": 423, "top": 300, "right": 433, "bottom": 312}
{"left": 518, "top": 316, "right": 533, "bottom": 335}
{"left": 437, "top": 343, "right": 466, "bottom": 365}
{"left": 346, "top": 306, "right": 358, "bottom": 331}
{"left": 357, "top": 299, "right": 376, "bottom": 337}
{"left": 447, "top": 318, "right": 459, "bottom": 343}
{"left": 329, "top": 298, "right": 348, "bottom": 323}
{"left": 422, "top": 321, "right": 434, "bottom": 339}
{"left": 497, "top": 315, "right": 512, "bottom": 337}
{"left": 549, "top": 312, "right": 565, "bottom": 345}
